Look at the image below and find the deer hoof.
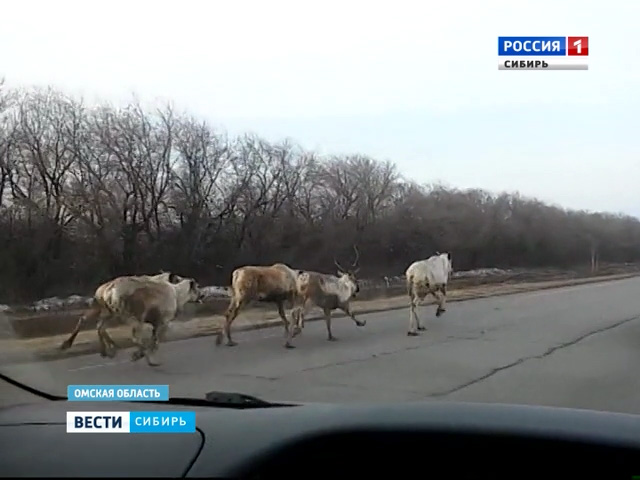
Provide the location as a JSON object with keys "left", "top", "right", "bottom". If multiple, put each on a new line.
{"left": 146, "top": 356, "right": 162, "bottom": 367}
{"left": 130, "top": 350, "right": 145, "bottom": 362}
{"left": 407, "top": 331, "right": 420, "bottom": 336}
{"left": 417, "top": 326, "right": 426, "bottom": 331}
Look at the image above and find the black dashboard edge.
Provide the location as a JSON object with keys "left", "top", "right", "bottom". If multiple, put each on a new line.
{"left": 2, "top": 371, "right": 640, "bottom": 479}
{"left": 182, "top": 426, "right": 207, "bottom": 477}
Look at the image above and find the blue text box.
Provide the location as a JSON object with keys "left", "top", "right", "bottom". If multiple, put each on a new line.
{"left": 129, "top": 411, "right": 196, "bottom": 433}
{"left": 67, "top": 385, "right": 169, "bottom": 401}
{"left": 498, "top": 36, "right": 567, "bottom": 56}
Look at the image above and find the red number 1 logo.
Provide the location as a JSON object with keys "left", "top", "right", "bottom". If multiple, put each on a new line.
{"left": 568, "top": 36, "right": 589, "bottom": 56}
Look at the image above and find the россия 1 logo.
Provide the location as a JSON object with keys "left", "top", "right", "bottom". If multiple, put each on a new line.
{"left": 498, "top": 36, "right": 589, "bottom": 70}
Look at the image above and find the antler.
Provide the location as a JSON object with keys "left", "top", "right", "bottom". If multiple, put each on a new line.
{"left": 352, "top": 244, "right": 360, "bottom": 267}
{"left": 335, "top": 245, "right": 360, "bottom": 273}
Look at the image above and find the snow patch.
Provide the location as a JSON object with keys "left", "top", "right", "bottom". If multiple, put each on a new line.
{"left": 2, "top": 268, "right": 512, "bottom": 314}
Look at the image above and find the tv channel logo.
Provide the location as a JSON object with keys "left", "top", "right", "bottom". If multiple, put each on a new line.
{"left": 567, "top": 36, "right": 589, "bottom": 56}
{"left": 66, "top": 411, "right": 196, "bottom": 433}
{"left": 498, "top": 36, "right": 589, "bottom": 70}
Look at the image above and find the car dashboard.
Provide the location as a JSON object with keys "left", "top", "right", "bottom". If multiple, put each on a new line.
{"left": 1, "top": 396, "right": 640, "bottom": 478}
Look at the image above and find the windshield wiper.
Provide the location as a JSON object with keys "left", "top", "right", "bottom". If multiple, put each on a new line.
{"left": 0, "top": 372, "right": 296, "bottom": 409}
{"left": 205, "top": 390, "right": 281, "bottom": 407}
{"left": 0, "top": 372, "right": 66, "bottom": 401}
{"left": 149, "top": 391, "right": 297, "bottom": 409}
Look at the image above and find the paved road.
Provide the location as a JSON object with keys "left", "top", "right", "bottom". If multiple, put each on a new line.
{"left": 2, "top": 276, "right": 640, "bottom": 413}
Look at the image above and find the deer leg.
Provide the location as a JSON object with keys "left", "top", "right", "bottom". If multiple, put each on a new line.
{"left": 408, "top": 292, "right": 422, "bottom": 336}
{"left": 291, "top": 298, "right": 310, "bottom": 334}
{"left": 296, "top": 306, "right": 306, "bottom": 331}
{"left": 145, "top": 318, "right": 168, "bottom": 367}
{"left": 438, "top": 285, "right": 448, "bottom": 315}
{"left": 101, "top": 312, "right": 118, "bottom": 350}
{"left": 290, "top": 308, "right": 299, "bottom": 335}
{"left": 60, "top": 303, "right": 100, "bottom": 350}
{"left": 222, "top": 297, "right": 244, "bottom": 347}
{"left": 277, "top": 301, "right": 297, "bottom": 349}
{"left": 98, "top": 309, "right": 119, "bottom": 357}
{"left": 291, "top": 313, "right": 302, "bottom": 337}
{"left": 95, "top": 311, "right": 114, "bottom": 357}
{"left": 101, "top": 324, "right": 118, "bottom": 351}
{"left": 97, "top": 314, "right": 118, "bottom": 358}
{"left": 289, "top": 298, "right": 303, "bottom": 337}
{"left": 416, "top": 289, "right": 428, "bottom": 330}
{"left": 130, "top": 321, "right": 147, "bottom": 362}
{"left": 143, "top": 308, "right": 166, "bottom": 366}
{"left": 434, "top": 287, "right": 446, "bottom": 317}
{"left": 60, "top": 317, "right": 84, "bottom": 351}
{"left": 325, "top": 308, "right": 337, "bottom": 341}
{"left": 97, "top": 325, "right": 108, "bottom": 358}
{"left": 276, "top": 301, "right": 290, "bottom": 337}
{"left": 416, "top": 300, "right": 426, "bottom": 330}
{"left": 340, "top": 304, "right": 365, "bottom": 327}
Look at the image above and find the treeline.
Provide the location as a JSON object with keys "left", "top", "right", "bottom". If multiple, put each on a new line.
{"left": 0, "top": 81, "right": 639, "bottom": 302}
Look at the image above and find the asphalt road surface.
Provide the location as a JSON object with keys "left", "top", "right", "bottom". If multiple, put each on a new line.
{"left": 2, "top": 276, "right": 640, "bottom": 414}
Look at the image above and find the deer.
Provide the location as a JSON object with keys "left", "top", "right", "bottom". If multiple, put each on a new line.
{"left": 291, "top": 245, "right": 365, "bottom": 341}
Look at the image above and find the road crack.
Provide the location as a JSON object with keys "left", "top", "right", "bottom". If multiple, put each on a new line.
{"left": 295, "top": 333, "right": 486, "bottom": 375}
{"left": 429, "top": 314, "right": 640, "bottom": 398}
{"left": 222, "top": 373, "right": 279, "bottom": 381}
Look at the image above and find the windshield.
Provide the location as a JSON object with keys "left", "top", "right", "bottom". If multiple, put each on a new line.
{"left": 2, "top": 0, "right": 640, "bottom": 414}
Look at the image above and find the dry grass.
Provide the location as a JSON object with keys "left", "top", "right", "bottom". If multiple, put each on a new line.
{"left": 1, "top": 271, "right": 638, "bottom": 365}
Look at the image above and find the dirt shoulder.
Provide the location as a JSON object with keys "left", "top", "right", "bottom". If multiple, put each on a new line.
{"left": 1, "top": 271, "right": 638, "bottom": 365}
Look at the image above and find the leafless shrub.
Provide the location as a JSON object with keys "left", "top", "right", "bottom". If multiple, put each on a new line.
{"left": 0, "top": 83, "right": 639, "bottom": 303}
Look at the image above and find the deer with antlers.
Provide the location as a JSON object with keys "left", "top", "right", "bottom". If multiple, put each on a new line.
{"left": 291, "top": 245, "right": 366, "bottom": 341}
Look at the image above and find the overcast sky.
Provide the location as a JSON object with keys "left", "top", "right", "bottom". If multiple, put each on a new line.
{"left": 2, "top": 0, "right": 638, "bottom": 217}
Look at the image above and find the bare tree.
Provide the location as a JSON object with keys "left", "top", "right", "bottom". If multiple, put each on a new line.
{"left": 1, "top": 82, "right": 640, "bottom": 302}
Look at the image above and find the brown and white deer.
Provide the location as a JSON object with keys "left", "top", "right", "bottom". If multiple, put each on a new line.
{"left": 220, "top": 263, "right": 302, "bottom": 348}
{"left": 59, "top": 272, "right": 183, "bottom": 357}
{"left": 116, "top": 276, "right": 204, "bottom": 366}
{"left": 292, "top": 245, "right": 365, "bottom": 341}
